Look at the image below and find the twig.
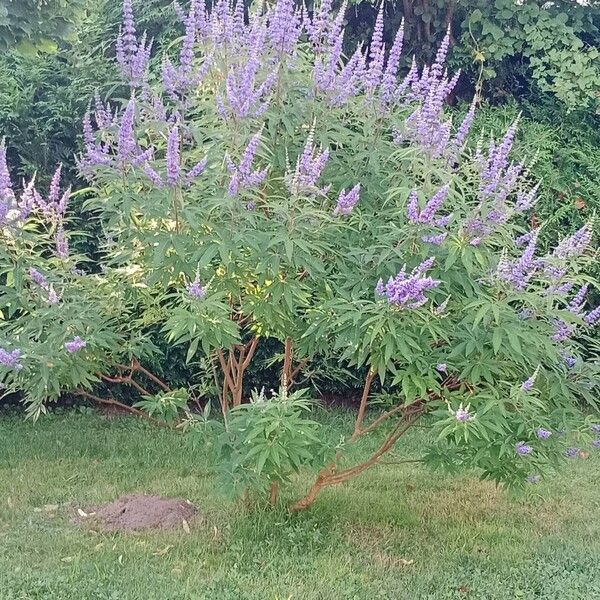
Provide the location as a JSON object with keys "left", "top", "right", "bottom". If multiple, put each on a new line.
{"left": 74, "top": 389, "right": 171, "bottom": 429}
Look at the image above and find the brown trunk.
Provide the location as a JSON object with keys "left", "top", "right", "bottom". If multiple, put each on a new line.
{"left": 352, "top": 369, "right": 375, "bottom": 441}
{"left": 216, "top": 337, "right": 259, "bottom": 413}
{"left": 290, "top": 410, "right": 423, "bottom": 512}
{"left": 282, "top": 337, "right": 293, "bottom": 388}
{"left": 269, "top": 480, "right": 279, "bottom": 505}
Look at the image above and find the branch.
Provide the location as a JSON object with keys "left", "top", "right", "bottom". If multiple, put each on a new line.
{"left": 216, "top": 348, "right": 237, "bottom": 394}
{"left": 289, "top": 409, "right": 424, "bottom": 512}
{"left": 352, "top": 369, "right": 376, "bottom": 440}
{"left": 74, "top": 389, "right": 171, "bottom": 429}
{"left": 99, "top": 373, "right": 151, "bottom": 397}
{"left": 130, "top": 358, "right": 171, "bottom": 392}
{"left": 289, "top": 358, "right": 308, "bottom": 387}
{"left": 241, "top": 336, "right": 259, "bottom": 371}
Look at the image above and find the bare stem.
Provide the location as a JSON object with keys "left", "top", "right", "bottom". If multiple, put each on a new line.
{"left": 289, "top": 409, "right": 423, "bottom": 512}
{"left": 351, "top": 369, "right": 376, "bottom": 441}
{"left": 74, "top": 389, "right": 171, "bottom": 429}
{"left": 269, "top": 480, "right": 279, "bottom": 505}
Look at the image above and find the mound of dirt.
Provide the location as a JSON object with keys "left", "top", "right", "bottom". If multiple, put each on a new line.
{"left": 79, "top": 494, "right": 197, "bottom": 532}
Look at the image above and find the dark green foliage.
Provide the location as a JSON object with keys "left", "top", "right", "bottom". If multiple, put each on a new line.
{"left": 0, "top": 0, "right": 88, "bottom": 53}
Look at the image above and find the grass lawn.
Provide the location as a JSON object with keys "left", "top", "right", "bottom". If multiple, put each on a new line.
{"left": 1, "top": 409, "right": 600, "bottom": 599}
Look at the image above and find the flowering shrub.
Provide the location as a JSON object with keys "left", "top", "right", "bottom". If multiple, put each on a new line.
{"left": 1, "top": 0, "right": 600, "bottom": 507}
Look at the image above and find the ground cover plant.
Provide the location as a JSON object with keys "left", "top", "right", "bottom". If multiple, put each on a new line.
{"left": 1, "top": 0, "right": 600, "bottom": 512}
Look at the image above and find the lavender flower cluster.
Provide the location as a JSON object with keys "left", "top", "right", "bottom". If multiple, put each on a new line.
{"left": 286, "top": 129, "right": 330, "bottom": 196}
{"left": 225, "top": 133, "right": 268, "bottom": 197}
{"left": 1, "top": 141, "right": 71, "bottom": 259}
{"left": 376, "top": 257, "right": 440, "bottom": 309}
{"left": 116, "top": 0, "right": 152, "bottom": 88}
{"left": 0, "top": 348, "right": 23, "bottom": 370}
{"left": 0, "top": 139, "right": 36, "bottom": 227}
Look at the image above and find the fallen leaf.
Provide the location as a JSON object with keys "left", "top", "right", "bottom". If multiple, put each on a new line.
{"left": 457, "top": 586, "right": 469, "bottom": 593}
{"left": 7, "top": 496, "right": 13, "bottom": 508}
{"left": 579, "top": 451, "right": 590, "bottom": 460}
{"left": 182, "top": 519, "right": 191, "bottom": 534}
{"left": 575, "top": 198, "right": 586, "bottom": 210}
{"left": 61, "top": 556, "right": 75, "bottom": 563}
{"left": 77, "top": 508, "right": 89, "bottom": 518}
{"left": 44, "top": 504, "right": 59, "bottom": 512}
{"left": 94, "top": 543, "right": 104, "bottom": 551}
{"left": 153, "top": 545, "right": 173, "bottom": 556}
{"left": 118, "top": 555, "right": 124, "bottom": 565}
{"left": 399, "top": 558, "right": 414, "bottom": 566}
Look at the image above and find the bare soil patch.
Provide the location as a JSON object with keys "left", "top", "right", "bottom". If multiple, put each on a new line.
{"left": 77, "top": 494, "right": 197, "bottom": 532}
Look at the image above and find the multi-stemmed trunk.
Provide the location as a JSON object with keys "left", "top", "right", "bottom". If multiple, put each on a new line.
{"left": 215, "top": 336, "right": 259, "bottom": 415}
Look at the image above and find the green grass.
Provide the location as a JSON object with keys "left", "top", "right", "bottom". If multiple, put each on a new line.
{"left": 1, "top": 409, "right": 600, "bottom": 600}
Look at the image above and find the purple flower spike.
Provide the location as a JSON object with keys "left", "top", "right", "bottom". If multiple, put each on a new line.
{"left": 0, "top": 348, "right": 23, "bottom": 370}
{"left": 117, "top": 97, "right": 137, "bottom": 168}
{"left": 553, "top": 223, "right": 592, "bottom": 259}
{"left": 166, "top": 125, "right": 181, "bottom": 186}
{"left": 380, "top": 19, "right": 404, "bottom": 103}
{"left": 495, "top": 230, "right": 539, "bottom": 291}
{"left": 406, "top": 190, "right": 419, "bottom": 223}
{"left": 0, "top": 138, "right": 16, "bottom": 226}
{"left": 521, "top": 368, "right": 538, "bottom": 392}
{"left": 590, "top": 424, "right": 600, "bottom": 434}
{"left": 65, "top": 336, "right": 86, "bottom": 354}
{"left": 186, "top": 277, "right": 206, "bottom": 300}
{"left": 143, "top": 162, "right": 164, "bottom": 188}
{"left": 116, "top": 0, "right": 153, "bottom": 87}
{"left": 407, "top": 185, "right": 450, "bottom": 225}
{"left": 526, "top": 474, "right": 541, "bottom": 484}
{"left": 333, "top": 183, "right": 360, "bottom": 215}
{"left": 584, "top": 305, "right": 600, "bottom": 327}
{"left": 515, "top": 182, "right": 540, "bottom": 212}
{"left": 267, "top": 0, "right": 303, "bottom": 55}
{"left": 226, "top": 133, "right": 268, "bottom": 197}
{"left": 564, "top": 447, "right": 579, "bottom": 458}
{"left": 419, "top": 185, "right": 450, "bottom": 224}
{"left": 568, "top": 284, "right": 589, "bottom": 316}
{"left": 365, "top": 3, "right": 385, "bottom": 93}
{"left": 450, "top": 98, "right": 476, "bottom": 157}
{"left": 379, "top": 257, "right": 440, "bottom": 309}
{"left": 536, "top": 428, "right": 552, "bottom": 440}
{"left": 592, "top": 439, "right": 600, "bottom": 449}
{"left": 54, "top": 225, "right": 69, "bottom": 260}
{"left": 162, "top": 0, "right": 211, "bottom": 100}
{"left": 29, "top": 267, "right": 49, "bottom": 289}
{"left": 516, "top": 442, "right": 533, "bottom": 456}
{"left": 455, "top": 404, "right": 472, "bottom": 423}
{"left": 551, "top": 319, "right": 576, "bottom": 343}
{"left": 47, "top": 288, "right": 60, "bottom": 305}
{"left": 287, "top": 129, "right": 329, "bottom": 195}
{"left": 436, "top": 363, "right": 447, "bottom": 373}
{"left": 422, "top": 233, "right": 447, "bottom": 245}
{"left": 185, "top": 158, "right": 208, "bottom": 186}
